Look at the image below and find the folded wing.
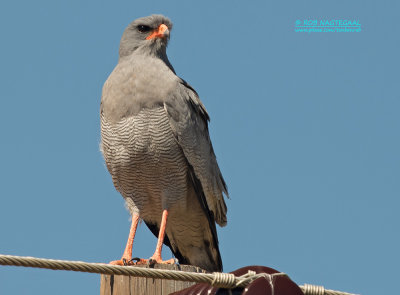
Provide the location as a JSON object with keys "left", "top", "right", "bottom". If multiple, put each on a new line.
{"left": 164, "top": 80, "right": 228, "bottom": 227}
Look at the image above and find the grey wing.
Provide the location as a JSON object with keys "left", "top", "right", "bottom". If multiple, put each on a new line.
{"left": 164, "top": 79, "right": 228, "bottom": 226}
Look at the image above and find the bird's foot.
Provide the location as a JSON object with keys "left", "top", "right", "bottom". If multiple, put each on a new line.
{"left": 109, "top": 257, "right": 135, "bottom": 266}
{"left": 148, "top": 254, "right": 176, "bottom": 266}
{"left": 132, "top": 258, "right": 151, "bottom": 265}
{"left": 133, "top": 255, "right": 176, "bottom": 266}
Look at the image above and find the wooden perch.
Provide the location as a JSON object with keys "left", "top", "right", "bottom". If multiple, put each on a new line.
{"left": 100, "top": 264, "right": 205, "bottom": 295}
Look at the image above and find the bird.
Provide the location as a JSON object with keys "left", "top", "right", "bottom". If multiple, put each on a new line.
{"left": 100, "top": 14, "right": 228, "bottom": 272}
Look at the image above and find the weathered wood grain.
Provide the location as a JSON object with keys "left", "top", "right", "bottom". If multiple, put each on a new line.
{"left": 100, "top": 264, "right": 205, "bottom": 295}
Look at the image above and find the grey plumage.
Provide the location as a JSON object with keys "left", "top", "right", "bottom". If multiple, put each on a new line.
{"left": 100, "top": 15, "right": 228, "bottom": 272}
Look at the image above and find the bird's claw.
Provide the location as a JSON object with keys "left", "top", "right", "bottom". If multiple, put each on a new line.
{"left": 148, "top": 258, "right": 157, "bottom": 266}
{"left": 109, "top": 258, "right": 136, "bottom": 266}
{"left": 130, "top": 257, "right": 143, "bottom": 263}
{"left": 148, "top": 256, "right": 176, "bottom": 266}
{"left": 131, "top": 257, "right": 140, "bottom": 262}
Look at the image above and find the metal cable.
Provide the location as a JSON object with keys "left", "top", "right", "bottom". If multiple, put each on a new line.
{"left": 0, "top": 254, "right": 359, "bottom": 294}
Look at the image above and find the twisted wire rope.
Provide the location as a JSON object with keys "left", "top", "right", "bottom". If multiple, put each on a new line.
{"left": 0, "top": 254, "right": 358, "bottom": 295}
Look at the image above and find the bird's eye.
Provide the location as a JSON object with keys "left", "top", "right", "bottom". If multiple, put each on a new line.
{"left": 137, "top": 25, "right": 151, "bottom": 33}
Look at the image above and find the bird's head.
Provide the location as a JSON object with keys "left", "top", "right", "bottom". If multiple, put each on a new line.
{"left": 119, "top": 15, "right": 172, "bottom": 59}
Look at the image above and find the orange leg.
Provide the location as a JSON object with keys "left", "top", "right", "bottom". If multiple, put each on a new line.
{"left": 135, "top": 209, "right": 175, "bottom": 265}
{"left": 149, "top": 209, "right": 175, "bottom": 264}
{"left": 110, "top": 213, "right": 139, "bottom": 266}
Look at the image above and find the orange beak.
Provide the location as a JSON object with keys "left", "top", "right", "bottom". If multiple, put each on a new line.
{"left": 146, "top": 24, "right": 169, "bottom": 40}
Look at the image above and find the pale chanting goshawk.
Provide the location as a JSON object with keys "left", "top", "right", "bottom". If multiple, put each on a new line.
{"left": 100, "top": 15, "right": 228, "bottom": 272}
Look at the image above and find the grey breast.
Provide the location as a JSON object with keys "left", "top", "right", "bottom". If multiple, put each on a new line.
{"left": 100, "top": 106, "right": 189, "bottom": 220}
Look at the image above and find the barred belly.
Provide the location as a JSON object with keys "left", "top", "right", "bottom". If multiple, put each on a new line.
{"left": 100, "top": 106, "right": 189, "bottom": 222}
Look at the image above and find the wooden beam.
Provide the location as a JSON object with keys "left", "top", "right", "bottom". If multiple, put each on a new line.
{"left": 100, "top": 264, "right": 205, "bottom": 295}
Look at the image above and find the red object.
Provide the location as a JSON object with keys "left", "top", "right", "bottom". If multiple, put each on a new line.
{"left": 171, "top": 265, "right": 304, "bottom": 295}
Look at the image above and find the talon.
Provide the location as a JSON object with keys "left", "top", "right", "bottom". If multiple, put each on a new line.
{"left": 132, "top": 258, "right": 149, "bottom": 265}
{"left": 131, "top": 257, "right": 141, "bottom": 263}
{"left": 147, "top": 256, "right": 176, "bottom": 265}
{"left": 148, "top": 258, "right": 156, "bottom": 266}
{"left": 110, "top": 257, "right": 137, "bottom": 266}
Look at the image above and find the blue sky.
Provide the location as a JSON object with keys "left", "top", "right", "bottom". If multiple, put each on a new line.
{"left": 0, "top": 1, "right": 398, "bottom": 294}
